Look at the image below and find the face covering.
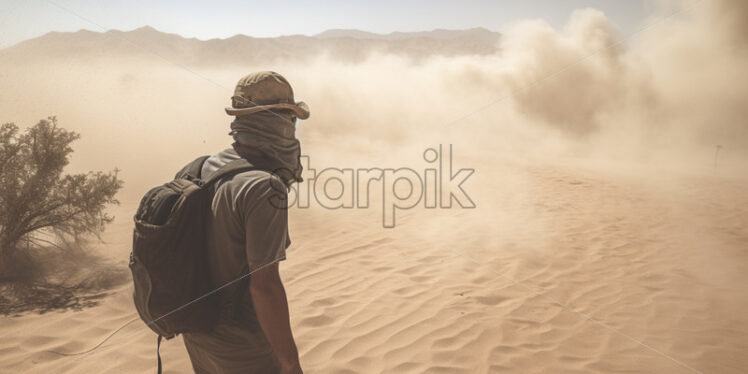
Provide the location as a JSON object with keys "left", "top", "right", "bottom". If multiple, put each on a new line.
{"left": 229, "top": 110, "right": 303, "bottom": 185}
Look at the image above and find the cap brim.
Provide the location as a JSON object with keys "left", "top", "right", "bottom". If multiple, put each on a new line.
{"left": 225, "top": 101, "right": 310, "bottom": 120}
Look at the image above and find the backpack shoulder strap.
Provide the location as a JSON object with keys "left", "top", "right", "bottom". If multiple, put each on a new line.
{"left": 202, "top": 158, "right": 256, "bottom": 187}
{"left": 175, "top": 155, "right": 210, "bottom": 180}
{"left": 157, "top": 335, "right": 163, "bottom": 374}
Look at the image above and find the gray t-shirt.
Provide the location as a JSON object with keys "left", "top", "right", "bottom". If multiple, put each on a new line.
{"left": 182, "top": 148, "right": 290, "bottom": 373}
{"left": 200, "top": 148, "right": 291, "bottom": 302}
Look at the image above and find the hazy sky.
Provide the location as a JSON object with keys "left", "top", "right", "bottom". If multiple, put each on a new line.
{"left": 0, "top": 0, "right": 655, "bottom": 49}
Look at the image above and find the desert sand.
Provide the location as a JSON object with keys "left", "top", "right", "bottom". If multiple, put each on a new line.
{"left": 2, "top": 1, "right": 748, "bottom": 373}
{"left": 1, "top": 158, "right": 747, "bottom": 373}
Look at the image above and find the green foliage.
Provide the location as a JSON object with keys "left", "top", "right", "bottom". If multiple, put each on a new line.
{"left": 0, "top": 117, "right": 123, "bottom": 277}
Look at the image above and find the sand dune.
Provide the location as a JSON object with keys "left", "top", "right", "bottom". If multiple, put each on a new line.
{"left": 2, "top": 1, "right": 747, "bottom": 372}
{"left": 1, "top": 160, "right": 746, "bottom": 373}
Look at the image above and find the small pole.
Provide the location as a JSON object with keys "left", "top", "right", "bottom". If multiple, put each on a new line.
{"left": 713, "top": 145, "right": 722, "bottom": 169}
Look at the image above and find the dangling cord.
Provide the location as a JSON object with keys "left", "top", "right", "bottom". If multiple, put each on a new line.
{"left": 42, "top": 316, "right": 140, "bottom": 356}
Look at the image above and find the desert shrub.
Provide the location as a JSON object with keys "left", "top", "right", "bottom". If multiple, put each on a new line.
{"left": 0, "top": 117, "right": 122, "bottom": 280}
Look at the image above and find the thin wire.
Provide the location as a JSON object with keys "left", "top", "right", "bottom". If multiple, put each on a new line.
{"left": 28, "top": 5, "right": 295, "bottom": 369}
{"left": 46, "top": 257, "right": 283, "bottom": 374}
{"left": 438, "top": 2, "right": 705, "bottom": 371}
{"left": 143, "top": 260, "right": 279, "bottom": 330}
{"left": 37, "top": 1, "right": 707, "bottom": 373}
{"left": 442, "top": 0, "right": 703, "bottom": 129}
{"left": 42, "top": 317, "right": 139, "bottom": 356}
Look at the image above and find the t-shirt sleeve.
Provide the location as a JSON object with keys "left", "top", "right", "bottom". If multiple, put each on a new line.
{"left": 241, "top": 175, "right": 291, "bottom": 267}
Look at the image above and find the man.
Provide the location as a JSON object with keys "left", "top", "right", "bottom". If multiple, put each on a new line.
{"left": 182, "top": 71, "right": 308, "bottom": 374}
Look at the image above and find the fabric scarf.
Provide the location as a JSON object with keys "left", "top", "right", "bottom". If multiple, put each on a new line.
{"left": 229, "top": 111, "right": 302, "bottom": 185}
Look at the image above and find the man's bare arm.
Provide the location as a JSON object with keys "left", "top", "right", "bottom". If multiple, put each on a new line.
{"left": 249, "top": 262, "right": 302, "bottom": 374}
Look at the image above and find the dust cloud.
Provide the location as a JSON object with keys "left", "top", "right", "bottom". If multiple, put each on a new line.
{"left": 0, "top": 0, "right": 745, "bottom": 206}
{"left": 2, "top": 3, "right": 748, "bottom": 371}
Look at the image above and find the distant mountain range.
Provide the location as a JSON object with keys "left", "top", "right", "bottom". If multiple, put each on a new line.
{"left": 314, "top": 28, "right": 497, "bottom": 41}
{"left": 0, "top": 26, "right": 501, "bottom": 66}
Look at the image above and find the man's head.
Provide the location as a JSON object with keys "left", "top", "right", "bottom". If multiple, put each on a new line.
{"left": 226, "top": 71, "right": 307, "bottom": 186}
{"left": 225, "top": 71, "right": 310, "bottom": 120}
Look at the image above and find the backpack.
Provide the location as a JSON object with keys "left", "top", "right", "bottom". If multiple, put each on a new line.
{"left": 129, "top": 155, "right": 256, "bottom": 373}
